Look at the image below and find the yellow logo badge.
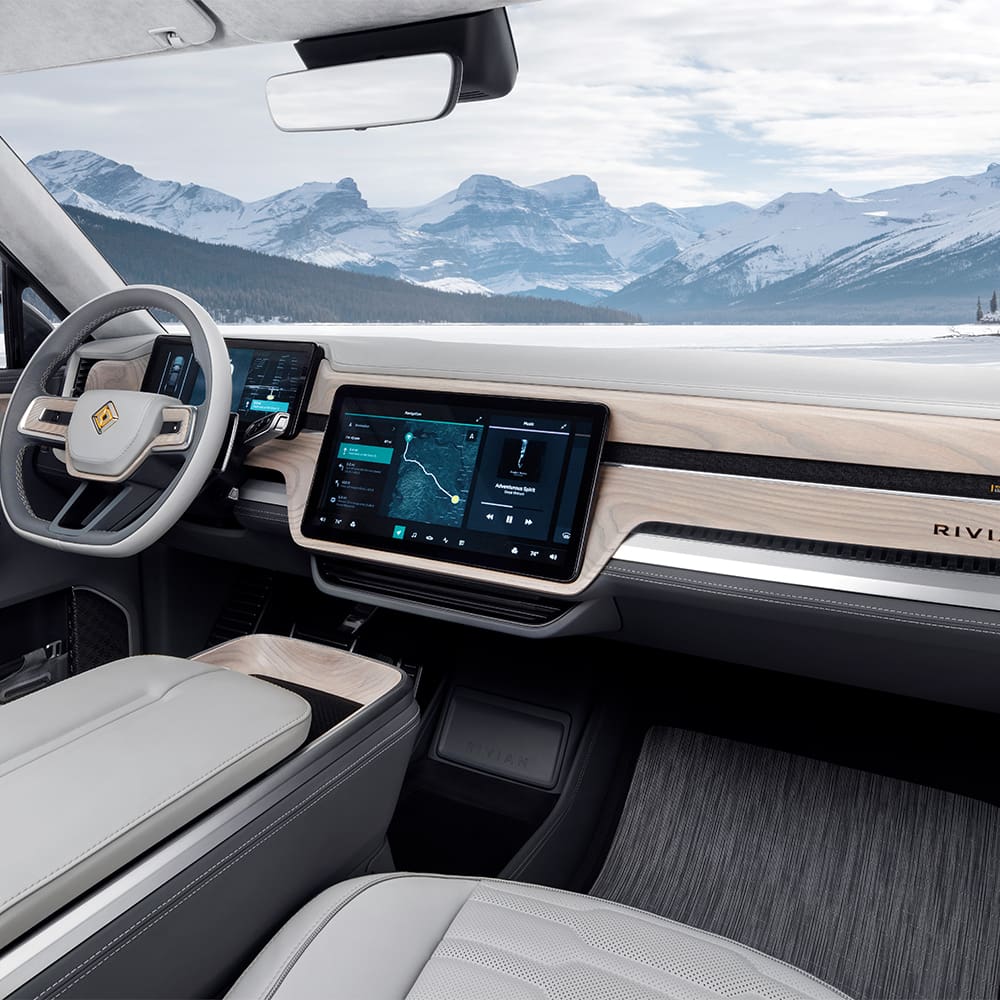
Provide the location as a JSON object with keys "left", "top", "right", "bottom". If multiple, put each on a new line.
{"left": 92, "top": 401, "right": 119, "bottom": 435}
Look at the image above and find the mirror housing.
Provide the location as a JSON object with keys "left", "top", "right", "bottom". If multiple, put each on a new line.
{"left": 267, "top": 53, "right": 461, "bottom": 132}
{"left": 267, "top": 8, "right": 518, "bottom": 132}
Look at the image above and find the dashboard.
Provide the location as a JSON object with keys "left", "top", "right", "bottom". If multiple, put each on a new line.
{"left": 302, "top": 387, "right": 607, "bottom": 581}
{"left": 72, "top": 335, "right": 1000, "bottom": 597}
{"left": 59, "top": 328, "right": 1000, "bottom": 715}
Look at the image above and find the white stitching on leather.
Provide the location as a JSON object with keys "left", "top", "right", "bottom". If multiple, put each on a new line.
{"left": 38, "top": 306, "right": 139, "bottom": 392}
{"left": 474, "top": 879, "right": 853, "bottom": 1000}
{"left": 1, "top": 702, "right": 311, "bottom": 910}
{"left": 254, "top": 873, "right": 414, "bottom": 1000}
{"left": 0, "top": 666, "right": 227, "bottom": 782}
{"left": 15, "top": 446, "right": 36, "bottom": 518}
{"left": 605, "top": 566, "right": 1000, "bottom": 637}
{"left": 32, "top": 715, "right": 419, "bottom": 1000}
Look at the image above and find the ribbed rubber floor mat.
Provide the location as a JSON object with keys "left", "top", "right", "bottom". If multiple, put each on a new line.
{"left": 590, "top": 727, "right": 1000, "bottom": 1000}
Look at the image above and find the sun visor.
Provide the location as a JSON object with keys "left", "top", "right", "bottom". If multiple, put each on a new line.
{"left": 0, "top": 0, "right": 216, "bottom": 74}
{"left": 208, "top": 0, "right": 517, "bottom": 44}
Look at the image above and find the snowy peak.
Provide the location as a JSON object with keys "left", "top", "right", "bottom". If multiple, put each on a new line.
{"left": 453, "top": 173, "right": 529, "bottom": 204}
{"left": 531, "top": 175, "right": 603, "bottom": 204}
{"left": 34, "top": 147, "right": 1000, "bottom": 319}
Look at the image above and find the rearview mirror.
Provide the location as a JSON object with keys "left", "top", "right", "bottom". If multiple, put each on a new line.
{"left": 267, "top": 10, "right": 518, "bottom": 133}
{"left": 266, "top": 53, "right": 460, "bottom": 132}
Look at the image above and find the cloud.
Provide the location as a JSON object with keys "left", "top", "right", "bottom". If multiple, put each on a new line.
{"left": 1, "top": 0, "right": 998, "bottom": 208}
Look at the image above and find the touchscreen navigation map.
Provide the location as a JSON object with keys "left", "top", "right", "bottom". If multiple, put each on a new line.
{"left": 387, "top": 419, "right": 481, "bottom": 528}
{"left": 304, "top": 388, "right": 608, "bottom": 582}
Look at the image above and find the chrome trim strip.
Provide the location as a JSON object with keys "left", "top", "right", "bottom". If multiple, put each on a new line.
{"left": 613, "top": 532, "right": 1000, "bottom": 612}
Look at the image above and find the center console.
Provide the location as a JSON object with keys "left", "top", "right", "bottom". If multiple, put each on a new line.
{"left": 3, "top": 639, "right": 417, "bottom": 1000}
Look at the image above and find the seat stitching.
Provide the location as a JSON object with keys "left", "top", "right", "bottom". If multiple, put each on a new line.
{"left": 254, "top": 873, "right": 415, "bottom": 1000}
{"left": 44, "top": 719, "right": 417, "bottom": 1000}
{"left": 605, "top": 567, "right": 1000, "bottom": 637}
{"left": 0, "top": 666, "right": 226, "bottom": 781}
{"left": 476, "top": 880, "right": 852, "bottom": 1000}
{"left": 1, "top": 699, "right": 309, "bottom": 910}
{"left": 31, "top": 716, "right": 418, "bottom": 1000}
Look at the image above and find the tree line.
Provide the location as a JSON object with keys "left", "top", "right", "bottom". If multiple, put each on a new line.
{"left": 68, "top": 208, "right": 640, "bottom": 325}
{"left": 976, "top": 290, "right": 999, "bottom": 321}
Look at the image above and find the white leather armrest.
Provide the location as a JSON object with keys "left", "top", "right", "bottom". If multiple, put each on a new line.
{"left": 0, "top": 656, "right": 311, "bottom": 950}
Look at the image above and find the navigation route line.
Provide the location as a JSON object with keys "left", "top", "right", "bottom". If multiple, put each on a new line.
{"left": 402, "top": 433, "right": 461, "bottom": 504}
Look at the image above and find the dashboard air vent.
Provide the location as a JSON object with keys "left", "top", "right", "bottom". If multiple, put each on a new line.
{"left": 71, "top": 358, "right": 96, "bottom": 397}
{"left": 315, "top": 558, "right": 572, "bottom": 627}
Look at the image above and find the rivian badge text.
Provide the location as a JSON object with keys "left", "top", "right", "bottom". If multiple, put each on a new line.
{"left": 92, "top": 401, "right": 119, "bottom": 435}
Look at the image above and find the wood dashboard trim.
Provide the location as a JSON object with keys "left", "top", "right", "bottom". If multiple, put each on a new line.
{"left": 246, "top": 433, "right": 1000, "bottom": 596}
{"left": 304, "top": 361, "right": 1000, "bottom": 477}
{"left": 73, "top": 351, "right": 1000, "bottom": 594}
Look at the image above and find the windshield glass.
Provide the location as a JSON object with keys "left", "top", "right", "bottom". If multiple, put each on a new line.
{"left": 4, "top": 1, "right": 1000, "bottom": 362}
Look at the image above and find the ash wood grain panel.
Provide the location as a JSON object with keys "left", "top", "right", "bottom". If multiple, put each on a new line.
{"left": 72, "top": 345, "right": 1000, "bottom": 591}
{"left": 195, "top": 634, "right": 401, "bottom": 706}
{"left": 247, "top": 436, "right": 1000, "bottom": 595}
{"left": 84, "top": 357, "right": 150, "bottom": 393}
{"left": 305, "top": 361, "right": 1000, "bottom": 476}
{"left": 70, "top": 349, "right": 1000, "bottom": 475}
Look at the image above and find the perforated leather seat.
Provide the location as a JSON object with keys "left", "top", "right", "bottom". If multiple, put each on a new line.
{"left": 227, "top": 873, "right": 849, "bottom": 1000}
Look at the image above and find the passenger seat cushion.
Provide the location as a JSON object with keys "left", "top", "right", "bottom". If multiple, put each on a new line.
{"left": 227, "top": 874, "right": 850, "bottom": 1000}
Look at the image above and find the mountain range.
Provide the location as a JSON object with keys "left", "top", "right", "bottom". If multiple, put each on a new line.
{"left": 30, "top": 149, "right": 1000, "bottom": 322}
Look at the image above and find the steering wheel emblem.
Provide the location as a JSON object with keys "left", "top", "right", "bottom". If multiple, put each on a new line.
{"left": 92, "top": 400, "right": 119, "bottom": 435}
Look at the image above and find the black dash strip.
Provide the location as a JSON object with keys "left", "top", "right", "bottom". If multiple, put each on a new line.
{"left": 603, "top": 442, "right": 1000, "bottom": 503}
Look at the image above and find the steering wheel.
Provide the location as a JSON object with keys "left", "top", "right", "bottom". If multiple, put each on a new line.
{"left": 0, "top": 286, "right": 232, "bottom": 557}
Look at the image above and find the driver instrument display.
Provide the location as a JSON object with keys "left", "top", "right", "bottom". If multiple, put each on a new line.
{"left": 142, "top": 337, "right": 320, "bottom": 437}
{"left": 302, "top": 386, "right": 608, "bottom": 582}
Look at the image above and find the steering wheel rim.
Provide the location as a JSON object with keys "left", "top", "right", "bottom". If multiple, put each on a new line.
{"left": 0, "top": 285, "right": 232, "bottom": 557}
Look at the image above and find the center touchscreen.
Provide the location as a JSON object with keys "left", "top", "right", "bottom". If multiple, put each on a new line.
{"left": 302, "top": 387, "right": 608, "bottom": 582}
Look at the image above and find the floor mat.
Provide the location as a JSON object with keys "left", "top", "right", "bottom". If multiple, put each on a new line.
{"left": 589, "top": 727, "right": 1000, "bottom": 1000}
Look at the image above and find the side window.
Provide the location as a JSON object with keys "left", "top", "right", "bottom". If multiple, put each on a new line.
{"left": 0, "top": 257, "right": 64, "bottom": 371}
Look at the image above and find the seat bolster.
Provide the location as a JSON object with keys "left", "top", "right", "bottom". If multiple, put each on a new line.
{"left": 230, "top": 874, "right": 851, "bottom": 1000}
{"left": 227, "top": 874, "right": 479, "bottom": 1000}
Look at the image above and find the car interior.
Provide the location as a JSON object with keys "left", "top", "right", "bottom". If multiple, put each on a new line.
{"left": 2, "top": 3, "right": 1000, "bottom": 1000}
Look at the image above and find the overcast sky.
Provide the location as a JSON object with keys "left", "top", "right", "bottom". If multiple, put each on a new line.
{"left": 2, "top": 0, "right": 999, "bottom": 209}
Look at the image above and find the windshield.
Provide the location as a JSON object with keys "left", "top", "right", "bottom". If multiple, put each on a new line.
{"left": 4, "top": 1, "right": 1000, "bottom": 362}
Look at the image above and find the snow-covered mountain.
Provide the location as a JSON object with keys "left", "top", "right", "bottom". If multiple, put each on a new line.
{"left": 29, "top": 150, "right": 697, "bottom": 299}
{"left": 609, "top": 164, "right": 1000, "bottom": 320}
{"left": 29, "top": 149, "right": 1000, "bottom": 320}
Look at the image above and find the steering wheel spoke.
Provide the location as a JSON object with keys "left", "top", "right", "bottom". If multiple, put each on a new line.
{"left": 17, "top": 395, "right": 76, "bottom": 446}
{"left": 50, "top": 481, "right": 162, "bottom": 536}
{"left": 152, "top": 405, "right": 197, "bottom": 454}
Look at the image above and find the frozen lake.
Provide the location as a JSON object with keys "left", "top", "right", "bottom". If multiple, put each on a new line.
{"left": 207, "top": 322, "right": 1000, "bottom": 366}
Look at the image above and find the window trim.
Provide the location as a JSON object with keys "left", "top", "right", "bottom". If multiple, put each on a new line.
{"left": 0, "top": 242, "right": 68, "bottom": 370}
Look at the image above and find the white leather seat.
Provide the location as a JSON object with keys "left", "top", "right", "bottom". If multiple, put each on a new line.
{"left": 0, "top": 656, "right": 311, "bottom": 950}
{"left": 227, "top": 873, "right": 850, "bottom": 1000}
